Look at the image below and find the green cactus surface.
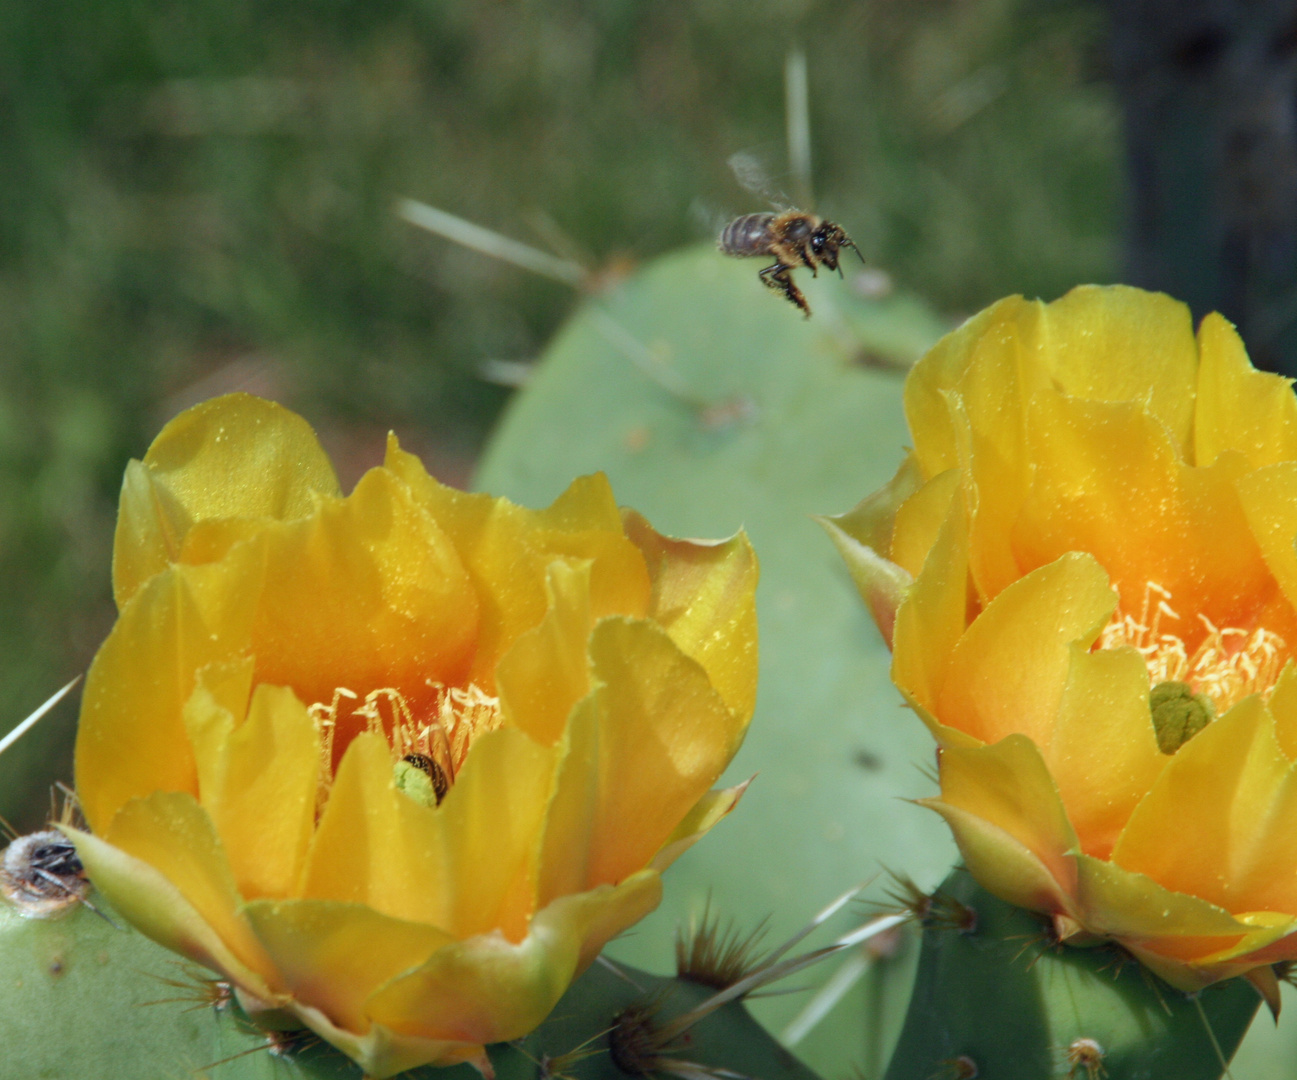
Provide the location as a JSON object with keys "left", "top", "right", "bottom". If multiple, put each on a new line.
{"left": 883, "top": 869, "right": 1262, "bottom": 1080}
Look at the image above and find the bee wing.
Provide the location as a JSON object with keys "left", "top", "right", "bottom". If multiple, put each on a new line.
{"left": 727, "top": 149, "right": 793, "bottom": 211}
{"left": 688, "top": 197, "right": 740, "bottom": 241}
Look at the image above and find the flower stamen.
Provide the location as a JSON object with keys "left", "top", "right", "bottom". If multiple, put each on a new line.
{"left": 308, "top": 682, "right": 503, "bottom": 814}
{"left": 1099, "top": 581, "right": 1287, "bottom": 715}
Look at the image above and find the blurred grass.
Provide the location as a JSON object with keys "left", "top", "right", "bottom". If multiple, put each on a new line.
{"left": 0, "top": 0, "right": 1118, "bottom": 778}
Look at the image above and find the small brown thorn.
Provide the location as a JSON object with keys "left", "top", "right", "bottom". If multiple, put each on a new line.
{"left": 931, "top": 1055, "right": 978, "bottom": 1080}
{"left": 1063, "top": 1038, "right": 1106, "bottom": 1080}
{"left": 198, "top": 1025, "right": 321, "bottom": 1072}
{"left": 135, "top": 962, "right": 233, "bottom": 1013}
{"left": 675, "top": 897, "right": 770, "bottom": 989}
{"left": 875, "top": 871, "right": 976, "bottom": 934}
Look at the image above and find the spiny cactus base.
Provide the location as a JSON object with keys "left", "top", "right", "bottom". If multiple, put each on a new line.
{"left": 884, "top": 869, "right": 1262, "bottom": 1080}
{"left": 497, "top": 961, "right": 822, "bottom": 1080}
{"left": 0, "top": 888, "right": 824, "bottom": 1080}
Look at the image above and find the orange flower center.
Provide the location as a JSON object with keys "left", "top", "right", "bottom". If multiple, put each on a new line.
{"left": 308, "top": 682, "right": 503, "bottom": 813}
{"left": 1098, "top": 581, "right": 1287, "bottom": 715}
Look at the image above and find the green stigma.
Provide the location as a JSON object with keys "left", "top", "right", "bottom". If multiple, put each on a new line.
{"left": 1149, "top": 680, "right": 1214, "bottom": 754}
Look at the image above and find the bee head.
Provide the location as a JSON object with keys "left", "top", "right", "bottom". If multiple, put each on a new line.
{"left": 812, "top": 221, "right": 865, "bottom": 270}
{"left": 810, "top": 223, "right": 842, "bottom": 268}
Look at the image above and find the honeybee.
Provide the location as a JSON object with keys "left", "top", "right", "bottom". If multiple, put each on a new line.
{"left": 1, "top": 829, "right": 90, "bottom": 915}
{"left": 402, "top": 752, "right": 451, "bottom": 805}
{"left": 718, "top": 210, "right": 863, "bottom": 317}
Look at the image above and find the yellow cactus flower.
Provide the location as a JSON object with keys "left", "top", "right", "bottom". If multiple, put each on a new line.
{"left": 71, "top": 394, "right": 758, "bottom": 1077}
{"left": 823, "top": 285, "right": 1297, "bottom": 1003}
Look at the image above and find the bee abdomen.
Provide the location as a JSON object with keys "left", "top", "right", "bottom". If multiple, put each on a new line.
{"left": 719, "top": 213, "right": 775, "bottom": 257}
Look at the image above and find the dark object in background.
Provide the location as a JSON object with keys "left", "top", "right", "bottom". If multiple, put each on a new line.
{"left": 1110, "top": 0, "right": 1297, "bottom": 376}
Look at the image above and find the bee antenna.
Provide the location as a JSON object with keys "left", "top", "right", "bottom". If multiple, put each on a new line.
{"left": 847, "top": 239, "right": 866, "bottom": 265}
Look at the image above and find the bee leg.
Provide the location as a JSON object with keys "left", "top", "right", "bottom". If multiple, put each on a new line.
{"left": 759, "top": 261, "right": 811, "bottom": 317}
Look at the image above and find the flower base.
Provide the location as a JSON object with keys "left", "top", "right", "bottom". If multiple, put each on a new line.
{"left": 884, "top": 869, "right": 1261, "bottom": 1080}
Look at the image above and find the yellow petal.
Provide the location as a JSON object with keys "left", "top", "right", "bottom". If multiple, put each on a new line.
{"left": 1225, "top": 764, "right": 1297, "bottom": 916}
{"left": 816, "top": 519, "right": 912, "bottom": 649}
{"left": 244, "top": 900, "right": 454, "bottom": 1036}
{"left": 496, "top": 559, "right": 594, "bottom": 746}
{"left": 926, "top": 734, "right": 1080, "bottom": 911}
{"left": 364, "top": 871, "right": 660, "bottom": 1046}
{"left": 905, "top": 295, "right": 1035, "bottom": 477}
{"left": 66, "top": 824, "right": 277, "bottom": 1001}
{"left": 175, "top": 517, "right": 267, "bottom": 568}
{"left": 298, "top": 732, "right": 448, "bottom": 927}
{"left": 1113, "top": 697, "right": 1292, "bottom": 912}
{"left": 509, "top": 615, "right": 746, "bottom": 905}
{"left": 71, "top": 792, "right": 278, "bottom": 995}
{"left": 1043, "top": 644, "right": 1165, "bottom": 859}
{"left": 889, "top": 469, "right": 963, "bottom": 582}
{"left": 576, "top": 618, "right": 745, "bottom": 889}
{"left": 934, "top": 323, "right": 1035, "bottom": 601}
{"left": 113, "top": 460, "right": 182, "bottom": 611}
{"left": 113, "top": 394, "right": 339, "bottom": 606}
{"left": 386, "top": 437, "right": 651, "bottom": 686}
{"left": 821, "top": 452, "right": 925, "bottom": 555}
{"left": 531, "top": 703, "right": 747, "bottom": 912}
{"left": 434, "top": 726, "right": 558, "bottom": 941}
{"left": 251, "top": 465, "right": 478, "bottom": 720}
{"left": 937, "top": 553, "right": 1116, "bottom": 749}
{"left": 76, "top": 544, "right": 263, "bottom": 833}
{"left": 922, "top": 801, "right": 1074, "bottom": 917}
{"left": 650, "top": 782, "right": 749, "bottom": 873}
{"left": 621, "top": 510, "right": 759, "bottom": 722}
{"left": 1200, "top": 916, "right": 1297, "bottom": 971}
{"left": 1073, "top": 855, "right": 1258, "bottom": 989}
{"left": 1195, "top": 312, "right": 1297, "bottom": 468}
{"left": 1022, "top": 284, "right": 1198, "bottom": 456}
{"left": 299, "top": 728, "right": 557, "bottom": 943}
{"left": 891, "top": 484, "right": 971, "bottom": 717}
{"left": 281, "top": 1007, "right": 479, "bottom": 1080}
{"left": 533, "top": 694, "right": 599, "bottom": 906}
{"left": 1268, "top": 661, "right": 1297, "bottom": 760}
{"left": 1014, "top": 391, "right": 1281, "bottom": 641}
{"left": 185, "top": 679, "right": 319, "bottom": 899}
{"left": 1236, "top": 462, "right": 1297, "bottom": 621}
{"left": 818, "top": 454, "right": 926, "bottom": 634}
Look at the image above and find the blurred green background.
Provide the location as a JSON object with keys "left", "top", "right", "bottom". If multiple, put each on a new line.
{"left": 0, "top": 0, "right": 1119, "bottom": 737}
